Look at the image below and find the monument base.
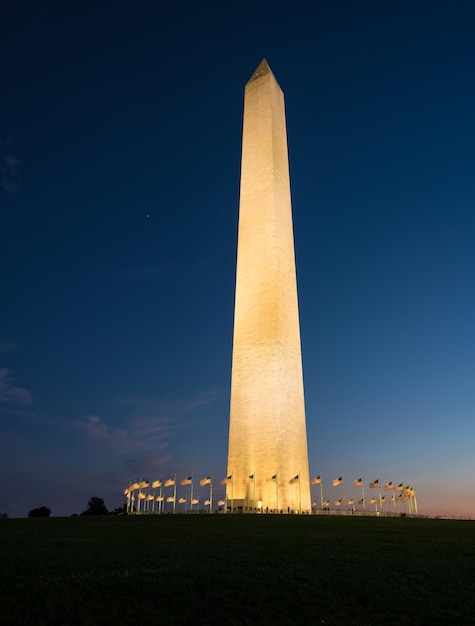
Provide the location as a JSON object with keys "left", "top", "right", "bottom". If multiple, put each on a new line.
{"left": 226, "top": 498, "right": 263, "bottom": 513}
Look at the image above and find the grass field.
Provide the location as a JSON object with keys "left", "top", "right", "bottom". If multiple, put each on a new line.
{"left": 0, "top": 514, "right": 474, "bottom": 625}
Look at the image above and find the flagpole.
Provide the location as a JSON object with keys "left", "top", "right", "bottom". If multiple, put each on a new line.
{"left": 253, "top": 472, "right": 256, "bottom": 512}
{"left": 159, "top": 477, "right": 163, "bottom": 514}
{"left": 191, "top": 474, "right": 194, "bottom": 513}
{"left": 275, "top": 474, "right": 278, "bottom": 512}
{"left": 320, "top": 481, "right": 323, "bottom": 512}
{"left": 225, "top": 476, "right": 229, "bottom": 514}
{"left": 173, "top": 474, "right": 176, "bottom": 514}
{"left": 209, "top": 479, "right": 213, "bottom": 514}
{"left": 362, "top": 484, "right": 366, "bottom": 513}
{"left": 341, "top": 476, "right": 345, "bottom": 514}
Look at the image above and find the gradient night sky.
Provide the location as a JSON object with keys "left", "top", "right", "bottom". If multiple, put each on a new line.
{"left": 1, "top": 0, "right": 474, "bottom": 518}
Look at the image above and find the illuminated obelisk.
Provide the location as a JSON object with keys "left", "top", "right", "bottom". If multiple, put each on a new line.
{"left": 226, "top": 60, "right": 311, "bottom": 513}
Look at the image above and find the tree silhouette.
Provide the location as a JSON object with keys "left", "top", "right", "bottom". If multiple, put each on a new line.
{"left": 112, "top": 503, "right": 127, "bottom": 515}
{"left": 82, "top": 497, "right": 108, "bottom": 516}
{"left": 28, "top": 506, "right": 51, "bottom": 518}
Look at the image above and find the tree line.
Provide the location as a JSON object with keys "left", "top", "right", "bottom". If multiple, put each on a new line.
{"left": 1, "top": 497, "right": 127, "bottom": 519}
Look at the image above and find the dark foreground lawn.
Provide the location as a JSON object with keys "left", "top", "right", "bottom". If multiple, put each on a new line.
{"left": 0, "top": 514, "right": 474, "bottom": 625}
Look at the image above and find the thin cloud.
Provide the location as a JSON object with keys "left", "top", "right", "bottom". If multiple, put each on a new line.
{"left": 3, "top": 155, "right": 19, "bottom": 168}
{"left": 0, "top": 146, "right": 21, "bottom": 194}
{"left": 75, "top": 414, "right": 174, "bottom": 457}
{"left": 1, "top": 179, "right": 20, "bottom": 193}
{"left": 120, "top": 258, "right": 210, "bottom": 281}
{"left": 77, "top": 390, "right": 221, "bottom": 458}
{"left": 0, "top": 369, "right": 32, "bottom": 405}
{"left": 121, "top": 264, "right": 175, "bottom": 281}
{"left": 0, "top": 407, "right": 36, "bottom": 419}
{"left": 115, "top": 389, "right": 222, "bottom": 416}
{"left": 123, "top": 455, "right": 172, "bottom": 476}
{"left": 0, "top": 342, "right": 16, "bottom": 353}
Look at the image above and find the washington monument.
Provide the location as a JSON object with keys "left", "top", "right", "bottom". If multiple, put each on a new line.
{"left": 226, "top": 60, "right": 311, "bottom": 513}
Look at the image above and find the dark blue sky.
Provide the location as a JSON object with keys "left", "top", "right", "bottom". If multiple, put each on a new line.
{"left": 1, "top": 0, "right": 474, "bottom": 517}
